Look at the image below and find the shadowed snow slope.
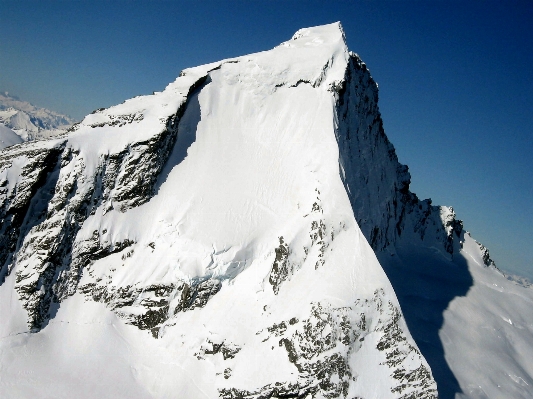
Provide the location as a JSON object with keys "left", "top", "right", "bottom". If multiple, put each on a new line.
{"left": 0, "top": 125, "right": 23, "bottom": 150}
{"left": 0, "top": 22, "right": 530, "bottom": 399}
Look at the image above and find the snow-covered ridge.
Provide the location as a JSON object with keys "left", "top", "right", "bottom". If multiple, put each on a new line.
{"left": 0, "top": 124, "right": 23, "bottom": 150}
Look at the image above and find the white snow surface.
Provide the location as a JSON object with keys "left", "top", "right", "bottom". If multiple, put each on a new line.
{"left": 378, "top": 212, "right": 533, "bottom": 399}
{"left": 445, "top": 233, "right": 533, "bottom": 399}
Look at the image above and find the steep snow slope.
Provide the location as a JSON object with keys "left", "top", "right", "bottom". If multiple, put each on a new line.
{"left": 333, "top": 51, "right": 533, "bottom": 398}
{"left": 0, "top": 92, "right": 75, "bottom": 142}
{"left": 0, "top": 24, "right": 436, "bottom": 398}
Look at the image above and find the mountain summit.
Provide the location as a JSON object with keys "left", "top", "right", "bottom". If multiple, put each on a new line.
{"left": 1, "top": 22, "right": 532, "bottom": 399}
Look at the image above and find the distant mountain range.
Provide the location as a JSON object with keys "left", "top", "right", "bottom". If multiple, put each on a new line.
{"left": 0, "top": 92, "right": 76, "bottom": 147}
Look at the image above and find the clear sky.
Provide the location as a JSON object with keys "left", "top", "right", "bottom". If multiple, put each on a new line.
{"left": 1, "top": 1, "right": 532, "bottom": 279}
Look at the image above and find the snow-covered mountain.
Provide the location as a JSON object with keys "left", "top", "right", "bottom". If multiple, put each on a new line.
{"left": 0, "top": 23, "right": 531, "bottom": 399}
{"left": 0, "top": 92, "right": 75, "bottom": 142}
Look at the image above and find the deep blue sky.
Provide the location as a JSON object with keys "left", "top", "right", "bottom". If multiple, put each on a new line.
{"left": 1, "top": 1, "right": 532, "bottom": 279}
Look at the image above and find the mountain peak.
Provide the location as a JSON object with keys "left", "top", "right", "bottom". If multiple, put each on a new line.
{"left": 286, "top": 21, "right": 347, "bottom": 46}
{"left": 1, "top": 23, "right": 532, "bottom": 399}
{"left": 0, "top": 24, "right": 436, "bottom": 398}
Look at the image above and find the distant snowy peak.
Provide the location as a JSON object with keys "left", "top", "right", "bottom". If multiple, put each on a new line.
{"left": 0, "top": 92, "right": 76, "bottom": 142}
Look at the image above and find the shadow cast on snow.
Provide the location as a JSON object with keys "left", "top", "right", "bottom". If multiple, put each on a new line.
{"left": 378, "top": 246, "right": 473, "bottom": 399}
{"left": 155, "top": 80, "right": 205, "bottom": 193}
{"left": 47, "top": 87, "right": 205, "bottom": 330}
{"left": 0, "top": 80, "right": 206, "bottom": 333}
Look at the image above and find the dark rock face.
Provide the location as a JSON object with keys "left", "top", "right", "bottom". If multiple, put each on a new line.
{"left": 335, "top": 53, "right": 464, "bottom": 258}
{"left": 269, "top": 236, "right": 291, "bottom": 295}
{"left": 0, "top": 142, "right": 65, "bottom": 286}
{"left": 79, "top": 276, "right": 222, "bottom": 338}
{"left": 195, "top": 339, "right": 241, "bottom": 361}
{"left": 268, "top": 195, "right": 334, "bottom": 296}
